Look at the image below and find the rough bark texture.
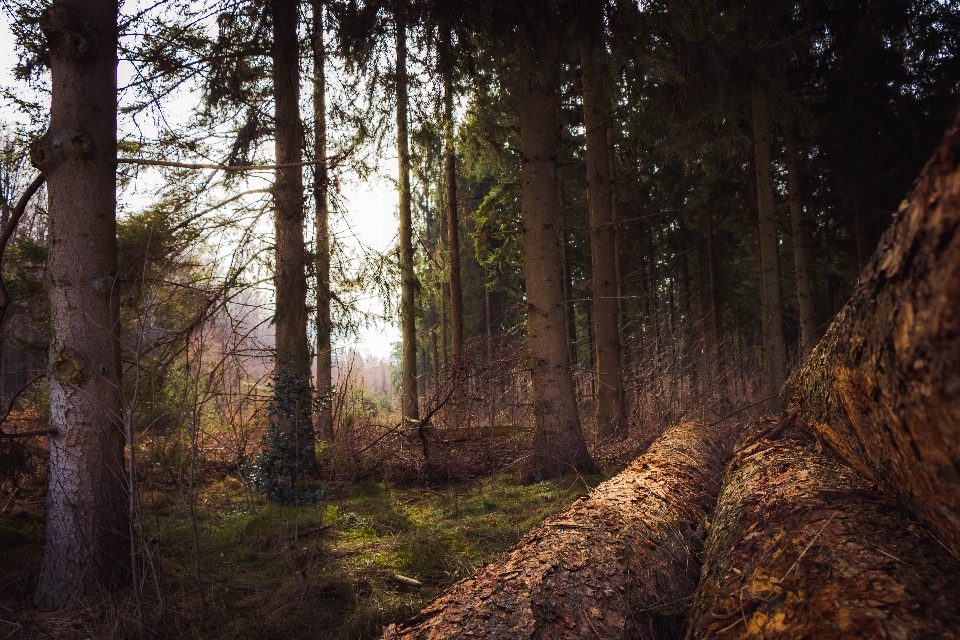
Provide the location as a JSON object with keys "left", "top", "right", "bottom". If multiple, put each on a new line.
{"left": 271, "top": 0, "right": 314, "bottom": 463}
{"left": 747, "top": 2, "right": 785, "bottom": 406}
{"left": 516, "top": 26, "right": 595, "bottom": 479}
{"left": 687, "top": 417, "right": 960, "bottom": 639}
{"left": 784, "top": 128, "right": 816, "bottom": 357}
{"left": 386, "top": 421, "right": 738, "bottom": 640}
{"left": 443, "top": 37, "right": 463, "bottom": 358}
{"left": 581, "top": 43, "right": 626, "bottom": 440}
{"left": 396, "top": 13, "right": 419, "bottom": 423}
{"left": 782, "top": 110, "right": 960, "bottom": 558}
{"left": 32, "top": 0, "right": 128, "bottom": 608}
{"left": 312, "top": 0, "right": 333, "bottom": 442}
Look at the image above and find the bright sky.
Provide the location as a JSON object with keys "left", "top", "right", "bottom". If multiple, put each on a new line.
{"left": 0, "top": 18, "right": 401, "bottom": 361}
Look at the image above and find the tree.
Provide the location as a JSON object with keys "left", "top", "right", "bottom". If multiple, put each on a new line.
{"left": 785, "top": 126, "right": 816, "bottom": 357}
{"left": 442, "top": 26, "right": 463, "bottom": 357}
{"left": 396, "top": 5, "right": 419, "bottom": 423}
{"left": 312, "top": 0, "right": 334, "bottom": 442}
{"left": 31, "top": 0, "right": 129, "bottom": 608}
{"left": 580, "top": 28, "right": 626, "bottom": 439}
{"left": 747, "top": 0, "right": 785, "bottom": 407}
{"left": 515, "top": 8, "right": 596, "bottom": 480}
{"left": 270, "top": 0, "right": 314, "bottom": 469}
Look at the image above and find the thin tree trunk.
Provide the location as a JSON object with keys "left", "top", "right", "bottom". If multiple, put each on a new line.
{"left": 581, "top": 43, "right": 626, "bottom": 439}
{"left": 386, "top": 421, "right": 738, "bottom": 640}
{"left": 271, "top": 0, "right": 314, "bottom": 470}
{"left": 443, "top": 33, "right": 463, "bottom": 357}
{"left": 784, "top": 112, "right": 960, "bottom": 558}
{"left": 748, "top": 2, "right": 785, "bottom": 408}
{"left": 784, "top": 127, "right": 816, "bottom": 359}
{"left": 688, "top": 418, "right": 960, "bottom": 638}
{"left": 396, "top": 12, "right": 419, "bottom": 422}
{"left": 706, "top": 211, "right": 728, "bottom": 398}
{"left": 516, "top": 24, "right": 595, "bottom": 479}
{"left": 312, "top": 0, "right": 333, "bottom": 442}
{"left": 33, "top": 0, "right": 128, "bottom": 608}
{"left": 561, "top": 221, "right": 578, "bottom": 370}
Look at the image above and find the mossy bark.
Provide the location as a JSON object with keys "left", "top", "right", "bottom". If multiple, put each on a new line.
{"left": 687, "top": 417, "right": 960, "bottom": 639}
{"left": 385, "top": 421, "right": 737, "bottom": 639}
{"left": 782, "top": 110, "right": 960, "bottom": 557}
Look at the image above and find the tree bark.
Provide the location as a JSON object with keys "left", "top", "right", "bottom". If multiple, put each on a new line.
{"left": 386, "top": 421, "right": 738, "bottom": 640}
{"left": 782, "top": 111, "right": 960, "bottom": 558}
{"left": 687, "top": 417, "right": 960, "bottom": 638}
{"left": 581, "top": 43, "right": 626, "bottom": 440}
{"left": 396, "top": 12, "right": 419, "bottom": 423}
{"left": 747, "top": 2, "right": 785, "bottom": 407}
{"left": 516, "top": 24, "right": 595, "bottom": 479}
{"left": 312, "top": 0, "right": 333, "bottom": 442}
{"left": 271, "top": 0, "right": 314, "bottom": 468}
{"left": 32, "top": 0, "right": 128, "bottom": 608}
{"left": 443, "top": 32, "right": 463, "bottom": 358}
{"left": 784, "top": 127, "right": 816, "bottom": 359}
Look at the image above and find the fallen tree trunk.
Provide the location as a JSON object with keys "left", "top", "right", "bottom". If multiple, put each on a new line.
{"left": 783, "top": 112, "right": 960, "bottom": 556}
{"left": 687, "top": 417, "right": 960, "bottom": 639}
{"left": 385, "top": 421, "right": 738, "bottom": 639}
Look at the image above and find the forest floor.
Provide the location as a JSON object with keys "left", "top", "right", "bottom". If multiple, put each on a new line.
{"left": 0, "top": 471, "right": 606, "bottom": 639}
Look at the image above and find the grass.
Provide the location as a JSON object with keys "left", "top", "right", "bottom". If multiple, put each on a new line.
{"left": 0, "top": 471, "right": 605, "bottom": 639}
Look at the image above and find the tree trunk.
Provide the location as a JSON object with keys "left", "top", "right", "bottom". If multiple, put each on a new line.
{"left": 516, "top": 26, "right": 595, "bottom": 479}
{"left": 443, "top": 34, "right": 463, "bottom": 358}
{"left": 784, "top": 127, "right": 816, "bottom": 359}
{"left": 271, "top": 0, "right": 314, "bottom": 469}
{"left": 33, "top": 0, "right": 128, "bottom": 608}
{"left": 312, "top": 0, "right": 333, "bottom": 442}
{"left": 581, "top": 43, "right": 626, "bottom": 440}
{"left": 687, "top": 417, "right": 960, "bottom": 638}
{"left": 386, "top": 421, "right": 738, "bottom": 640}
{"left": 396, "top": 12, "right": 419, "bottom": 423}
{"left": 747, "top": 2, "right": 785, "bottom": 407}
{"left": 783, "top": 111, "right": 960, "bottom": 558}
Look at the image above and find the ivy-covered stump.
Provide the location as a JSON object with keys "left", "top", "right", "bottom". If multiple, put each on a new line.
{"left": 384, "top": 421, "right": 737, "bottom": 640}
{"left": 687, "top": 416, "right": 960, "bottom": 639}
{"left": 784, "top": 110, "right": 960, "bottom": 557}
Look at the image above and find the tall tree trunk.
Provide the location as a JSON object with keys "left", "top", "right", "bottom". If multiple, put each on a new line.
{"left": 581, "top": 43, "right": 626, "bottom": 439}
{"left": 785, "top": 127, "right": 816, "bottom": 359}
{"left": 33, "top": 0, "right": 128, "bottom": 608}
{"left": 517, "top": 23, "right": 595, "bottom": 480}
{"left": 784, "top": 111, "right": 960, "bottom": 558}
{"left": 706, "top": 212, "right": 727, "bottom": 396}
{"left": 443, "top": 32, "right": 463, "bottom": 358}
{"left": 748, "top": 2, "right": 785, "bottom": 408}
{"left": 396, "top": 13, "right": 419, "bottom": 422}
{"left": 271, "top": 0, "right": 314, "bottom": 469}
{"left": 386, "top": 421, "right": 739, "bottom": 639}
{"left": 312, "top": 0, "right": 333, "bottom": 442}
{"left": 560, "top": 205, "right": 578, "bottom": 369}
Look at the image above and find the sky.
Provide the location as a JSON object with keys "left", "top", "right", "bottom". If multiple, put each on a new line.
{"left": 0, "top": 17, "right": 402, "bottom": 361}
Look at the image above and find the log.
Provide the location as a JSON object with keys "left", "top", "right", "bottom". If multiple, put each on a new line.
{"left": 687, "top": 417, "right": 960, "bottom": 639}
{"left": 385, "top": 421, "right": 738, "bottom": 639}
{"left": 783, "top": 111, "right": 960, "bottom": 556}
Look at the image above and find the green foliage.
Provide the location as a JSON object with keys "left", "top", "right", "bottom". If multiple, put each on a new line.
{"left": 250, "top": 367, "right": 326, "bottom": 505}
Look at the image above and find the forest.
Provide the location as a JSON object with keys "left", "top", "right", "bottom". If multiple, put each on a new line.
{"left": 0, "top": 0, "right": 959, "bottom": 637}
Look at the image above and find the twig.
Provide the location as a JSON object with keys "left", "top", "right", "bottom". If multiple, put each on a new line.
{"left": 779, "top": 512, "right": 836, "bottom": 583}
{"left": 0, "top": 372, "right": 47, "bottom": 434}
{"left": 0, "top": 174, "right": 45, "bottom": 330}
{"left": 706, "top": 394, "right": 778, "bottom": 428}
{"left": 116, "top": 148, "right": 352, "bottom": 172}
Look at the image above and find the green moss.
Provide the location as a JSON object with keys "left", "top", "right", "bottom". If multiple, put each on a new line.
{"left": 0, "top": 471, "right": 603, "bottom": 639}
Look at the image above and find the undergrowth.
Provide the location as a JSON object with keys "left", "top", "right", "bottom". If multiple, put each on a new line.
{"left": 0, "top": 471, "right": 604, "bottom": 639}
